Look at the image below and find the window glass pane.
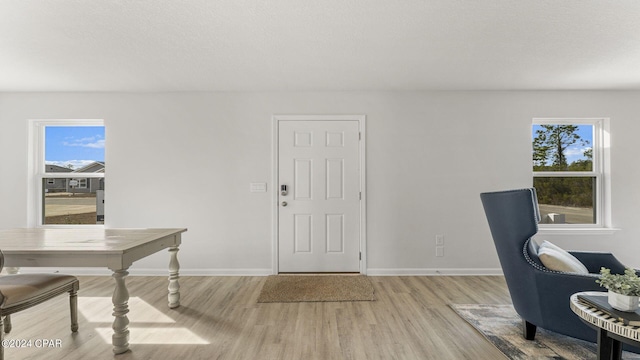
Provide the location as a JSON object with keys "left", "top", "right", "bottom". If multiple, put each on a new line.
{"left": 45, "top": 126, "right": 105, "bottom": 172}
{"left": 533, "top": 177, "right": 595, "bottom": 224}
{"left": 43, "top": 178, "right": 105, "bottom": 225}
{"left": 42, "top": 125, "right": 105, "bottom": 225}
{"left": 532, "top": 124, "right": 593, "bottom": 172}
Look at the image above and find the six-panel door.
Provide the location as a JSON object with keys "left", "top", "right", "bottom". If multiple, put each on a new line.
{"left": 278, "top": 120, "right": 360, "bottom": 272}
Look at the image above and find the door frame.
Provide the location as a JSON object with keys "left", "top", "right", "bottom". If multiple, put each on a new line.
{"left": 271, "top": 115, "right": 367, "bottom": 274}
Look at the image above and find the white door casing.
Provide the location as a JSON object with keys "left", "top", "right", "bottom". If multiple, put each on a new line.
{"left": 273, "top": 116, "right": 366, "bottom": 273}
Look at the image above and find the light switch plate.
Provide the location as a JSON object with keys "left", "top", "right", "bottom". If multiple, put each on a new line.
{"left": 250, "top": 183, "right": 267, "bottom": 192}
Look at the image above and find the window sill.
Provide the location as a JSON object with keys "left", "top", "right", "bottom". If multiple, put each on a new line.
{"left": 37, "top": 224, "right": 105, "bottom": 229}
{"left": 537, "top": 227, "right": 619, "bottom": 236}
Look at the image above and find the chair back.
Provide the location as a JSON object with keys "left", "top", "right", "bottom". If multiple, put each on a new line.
{"left": 480, "top": 188, "right": 539, "bottom": 256}
{"left": 480, "top": 188, "right": 543, "bottom": 323}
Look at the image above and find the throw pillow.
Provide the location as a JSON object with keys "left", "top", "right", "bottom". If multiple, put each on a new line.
{"left": 537, "top": 240, "right": 589, "bottom": 274}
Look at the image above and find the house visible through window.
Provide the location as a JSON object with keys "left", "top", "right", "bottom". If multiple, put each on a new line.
{"left": 532, "top": 119, "right": 606, "bottom": 227}
{"left": 35, "top": 121, "right": 105, "bottom": 225}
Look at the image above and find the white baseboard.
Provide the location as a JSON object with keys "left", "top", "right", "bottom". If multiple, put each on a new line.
{"left": 366, "top": 268, "right": 504, "bottom": 276}
{"left": 172, "top": 268, "right": 273, "bottom": 276}
{"left": 6, "top": 267, "right": 274, "bottom": 276}
{"left": 7, "top": 267, "right": 501, "bottom": 277}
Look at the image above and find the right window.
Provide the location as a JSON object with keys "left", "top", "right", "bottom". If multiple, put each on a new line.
{"left": 532, "top": 119, "right": 605, "bottom": 227}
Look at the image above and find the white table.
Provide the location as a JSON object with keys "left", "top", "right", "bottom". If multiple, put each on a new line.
{"left": 0, "top": 228, "right": 187, "bottom": 354}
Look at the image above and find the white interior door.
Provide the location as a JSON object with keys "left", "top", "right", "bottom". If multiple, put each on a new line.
{"left": 278, "top": 120, "right": 361, "bottom": 272}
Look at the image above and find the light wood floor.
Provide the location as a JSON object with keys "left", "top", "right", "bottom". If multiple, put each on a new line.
{"left": 4, "top": 275, "right": 511, "bottom": 359}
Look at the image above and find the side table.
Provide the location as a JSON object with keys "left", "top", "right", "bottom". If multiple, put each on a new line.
{"left": 570, "top": 291, "right": 640, "bottom": 360}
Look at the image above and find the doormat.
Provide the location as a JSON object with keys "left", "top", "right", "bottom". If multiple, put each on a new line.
{"left": 257, "top": 275, "right": 375, "bottom": 303}
{"left": 450, "top": 304, "right": 640, "bottom": 359}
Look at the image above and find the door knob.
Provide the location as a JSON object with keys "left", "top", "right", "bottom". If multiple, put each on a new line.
{"left": 281, "top": 201, "right": 288, "bottom": 207}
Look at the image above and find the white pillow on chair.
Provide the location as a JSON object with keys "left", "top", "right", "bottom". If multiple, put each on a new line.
{"left": 537, "top": 240, "right": 589, "bottom": 274}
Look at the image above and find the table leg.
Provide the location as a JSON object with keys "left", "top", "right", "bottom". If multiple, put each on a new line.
{"left": 611, "top": 339, "right": 622, "bottom": 360}
{"left": 597, "top": 328, "right": 623, "bottom": 360}
{"left": 168, "top": 245, "right": 181, "bottom": 308}
{"left": 112, "top": 268, "right": 130, "bottom": 354}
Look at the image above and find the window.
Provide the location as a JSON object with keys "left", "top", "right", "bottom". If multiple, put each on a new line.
{"left": 30, "top": 120, "right": 105, "bottom": 226}
{"left": 73, "top": 178, "right": 88, "bottom": 189}
{"left": 532, "top": 119, "right": 608, "bottom": 228}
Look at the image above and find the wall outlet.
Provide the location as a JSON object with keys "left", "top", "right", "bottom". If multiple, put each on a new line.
{"left": 435, "top": 234, "right": 444, "bottom": 246}
{"left": 436, "top": 246, "right": 444, "bottom": 257}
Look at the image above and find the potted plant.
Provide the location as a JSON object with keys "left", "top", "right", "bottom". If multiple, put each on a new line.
{"left": 596, "top": 267, "right": 640, "bottom": 312}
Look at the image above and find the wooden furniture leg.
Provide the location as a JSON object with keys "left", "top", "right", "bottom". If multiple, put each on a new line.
{"left": 168, "top": 246, "right": 181, "bottom": 308}
{"left": 111, "top": 268, "right": 130, "bottom": 354}
{"left": 2, "top": 265, "right": 17, "bottom": 336}
{"left": 2, "top": 315, "right": 10, "bottom": 334}
{"left": 70, "top": 286, "right": 79, "bottom": 332}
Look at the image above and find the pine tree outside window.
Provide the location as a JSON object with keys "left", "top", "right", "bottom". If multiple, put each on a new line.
{"left": 532, "top": 118, "right": 609, "bottom": 228}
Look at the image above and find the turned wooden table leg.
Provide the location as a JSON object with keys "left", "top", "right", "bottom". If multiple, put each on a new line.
{"left": 168, "top": 246, "right": 181, "bottom": 308}
{"left": 112, "top": 268, "right": 130, "bottom": 354}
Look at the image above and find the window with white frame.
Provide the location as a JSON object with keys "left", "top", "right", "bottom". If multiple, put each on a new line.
{"left": 532, "top": 118, "right": 608, "bottom": 227}
{"left": 31, "top": 120, "right": 105, "bottom": 226}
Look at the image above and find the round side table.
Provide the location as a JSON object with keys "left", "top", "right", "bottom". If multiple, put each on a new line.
{"left": 570, "top": 291, "right": 640, "bottom": 360}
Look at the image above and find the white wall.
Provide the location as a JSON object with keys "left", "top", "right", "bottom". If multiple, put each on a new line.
{"left": 1, "top": 91, "right": 639, "bottom": 275}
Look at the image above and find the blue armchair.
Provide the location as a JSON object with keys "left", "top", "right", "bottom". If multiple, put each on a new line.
{"left": 480, "top": 188, "right": 634, "bottom": 346}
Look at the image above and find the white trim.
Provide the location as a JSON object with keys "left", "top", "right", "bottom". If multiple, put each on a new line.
{"left": 8, "top": 267, "right": 502, "bottom": 277}
{"left": 7, "top": 268, "right": 274, "bottom": 277}
{"left": 25, "top": 224, "right": 106, "bottom": 230}
{"left": 359, "top": 118, "right": 367, "bottom": 274}
{"left": 366, "top": 268, "right": 504, "bottom": 276}
{"left": 271, "top": 115, "right": 367, "bottom": 275}
{"left": 536, "top": 227, "right": 619, "bottom": 236}
{"left": 43, "top": 173, "right": 104, "bottom": 178}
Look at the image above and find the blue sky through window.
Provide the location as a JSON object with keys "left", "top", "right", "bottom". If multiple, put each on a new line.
{"left": 532, "top": 124, "right": 593, "bottom": 165}
{"left": 45, "top": 126, "right": 105, "bottom": 169}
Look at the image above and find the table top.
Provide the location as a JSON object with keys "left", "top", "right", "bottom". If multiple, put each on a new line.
{"left": 571, "top": 291, "right": 640, "bottom": 344}
{"left": 0, "top": 228, "right": 187, "bottom": 255}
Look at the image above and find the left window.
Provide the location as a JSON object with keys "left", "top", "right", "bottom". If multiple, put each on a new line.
{"left": 31, "top": 120, "right": 105, "bottom": 226}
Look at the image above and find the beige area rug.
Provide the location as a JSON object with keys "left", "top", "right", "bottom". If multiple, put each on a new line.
{"left": 451, "top": 304, "right": 640, "bottom": 360}
{"left": 257, "top": 275, "right": 375, "bottom": 303}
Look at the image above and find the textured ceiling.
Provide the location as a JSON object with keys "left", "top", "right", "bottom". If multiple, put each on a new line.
{"left": 1, "top": 0, "right": 640, "bottom": 92}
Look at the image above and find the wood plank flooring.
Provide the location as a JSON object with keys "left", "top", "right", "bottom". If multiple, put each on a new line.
{"left": 3, "top": 275, "right": 511, "bottom": 359}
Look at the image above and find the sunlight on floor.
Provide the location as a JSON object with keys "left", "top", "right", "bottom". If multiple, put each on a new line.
{"left": 95, "top": 327, "right": 210, "bottom": 344}
{"left": 79, "top": 296, "right": 209, "bottom": 345}
{"left": 78, "top": 297, "right": 175, "bottom": 323}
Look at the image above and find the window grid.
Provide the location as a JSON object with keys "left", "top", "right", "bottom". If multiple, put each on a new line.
{"left": 532, "top": 118, "right": 605, "bottom": 228}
